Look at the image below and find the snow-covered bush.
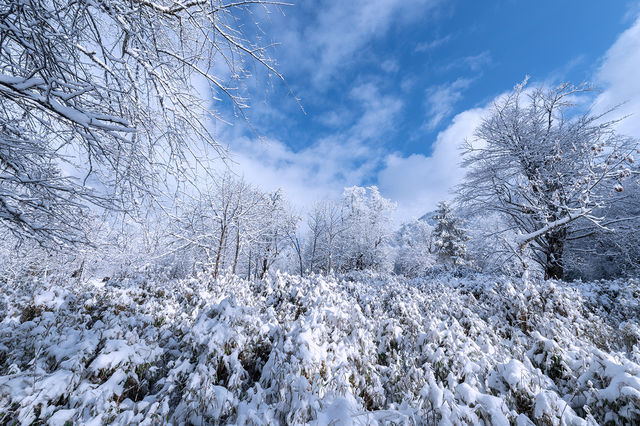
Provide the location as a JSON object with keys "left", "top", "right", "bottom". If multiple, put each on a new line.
{"left": 1, "top": 269, "right": 639, "bottom": 424}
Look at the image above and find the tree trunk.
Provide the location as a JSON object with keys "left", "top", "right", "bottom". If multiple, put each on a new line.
{"left": 544, "top": 229, "right": 566, "bottom": 280}
{"left": 297, "top": 249, "right": 304, "bottom": 277}
{"left": 309, "top": 237, "right": 317, "bottom": 274}
{"left": 260, "top": 258, "right": 268, "bottom": 279}
{"left": 213, "top": 225, "right": 226, "bottom": 279}
{"left": 232, "top": 226, "right": 240, "bottom": 275}
{"left": 247, "top": 248, "right": 252, "bottom": 279}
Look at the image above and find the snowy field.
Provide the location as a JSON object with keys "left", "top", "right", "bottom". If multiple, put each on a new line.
{"left": 1, "top": 270, "right": 639, "bottom": 425}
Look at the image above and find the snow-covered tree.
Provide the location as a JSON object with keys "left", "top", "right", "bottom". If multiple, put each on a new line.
{"left": 463, "top": 211, "right": 523, "bottom": 276}
{"left": 251, "top": 189, "right": 296, "bottom": 279}
{"left": 458, "top": 80, "right": 639, "bottom": 279}
{"left": 305, "top": 202, "right": 327, "bottom": 274}
{"left": 431, "top": 201, "right": 469, "bottom": 266}
{"left": 336, "top": 186, "right": 395, "bottom": 272}
{"left": 284, "top": 212, "right": 305, "bottom": 276}
{"left": 0, "top": 0, "right": 284, "bottom": 246}
{"left": 303, "top": 200, "right": 343, "bottom": 274}
{"left": 392, "top": 218, "right": 436, "bottom": 276}
{"left": 169, "top": 173, "right": 264, "bottom": 276}
{"left": 564, "top": 173, "right": 640, "bottom": 280}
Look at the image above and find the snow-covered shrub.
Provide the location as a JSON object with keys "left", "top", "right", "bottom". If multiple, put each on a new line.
{"left": 1, "top": 269, "right": 639, "bottom": 424}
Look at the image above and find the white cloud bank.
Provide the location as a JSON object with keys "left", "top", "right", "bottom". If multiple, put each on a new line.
{"left": 593, "top": 16, "right": 640, "bottom": 138}
{"left": 378, "top": 108, "right": 486, "bottom": 220}
{"left": 224, "top": 105, "right": 486, "bottom": 222}
{"left": 223, "top": 81, "right": 402, "bottom": 209}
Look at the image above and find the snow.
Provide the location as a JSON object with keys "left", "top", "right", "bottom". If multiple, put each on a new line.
{"left": 1, "top": 270, "right": 639, "bottom": 424}
{"left": 315, "top": 397, "right": 356, "bottom": 425}
{"left": 33, "top": 290, "right": 66, "bottom": 310}
{"left": 47, "top": 409, "right": 75, "bottom": 426}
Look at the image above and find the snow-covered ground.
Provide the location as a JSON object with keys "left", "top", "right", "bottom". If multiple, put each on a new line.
{"left": 1, "top": 270, "right": 639, "bottom": 424}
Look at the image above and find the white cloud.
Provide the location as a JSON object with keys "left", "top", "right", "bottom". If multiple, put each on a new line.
{"left": 593, "top": 16, "right": 640, "bottom": 138}
{"left": 442, "top": 51, "right": 492, "bottom": 72}
{"left": 313, "top": 0, "right": 439, "bottom": 80}
{"left": 378, "top": 107, "right": 487, "bottom": 221}
{"left": 226, "top": 99, "right": 485, "bottom": 222}
{"left": 424, "top": 77, "right": 474, "bottom": 130}
{"left": 224, "top": 137, "right": 371, "bottom": 208}
{"left": 349, "top": 82, "right": 404, "bottom": 140}
{"left": 272, "top": 0, "right": 441, "bottom": 88}
{"left": 316, "top": 109, "right": 352, "bottom": 128}
{"left": 463, "top": 51, "right": 492, "bottom": 72}
{"left": 415, "top": 35, "right": 451, "bottom": 52}
{"left": 381, "top": 59, "right": 400, "bottom": 73}
{"left": 223, "top": 81, "right": 403, "bottom": 209}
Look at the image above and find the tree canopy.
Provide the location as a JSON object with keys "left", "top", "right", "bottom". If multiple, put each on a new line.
{"left": 458, "top": 80, "right": 639, "bottom": 279}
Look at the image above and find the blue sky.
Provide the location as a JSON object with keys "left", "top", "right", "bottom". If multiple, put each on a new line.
{"left": 216, "top": 0, "right": 640, "bottom": 220}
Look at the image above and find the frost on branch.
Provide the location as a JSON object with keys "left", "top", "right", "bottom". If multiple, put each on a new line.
{"left": 458, "top": 80, "right": 640, "bottom": 279}
{"left": 0, "top": 0, "right": 284, "bottom": 247}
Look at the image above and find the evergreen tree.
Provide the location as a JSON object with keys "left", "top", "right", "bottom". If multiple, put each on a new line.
{"left": 432, "top": 201, "right": 469, "bottom": 266}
